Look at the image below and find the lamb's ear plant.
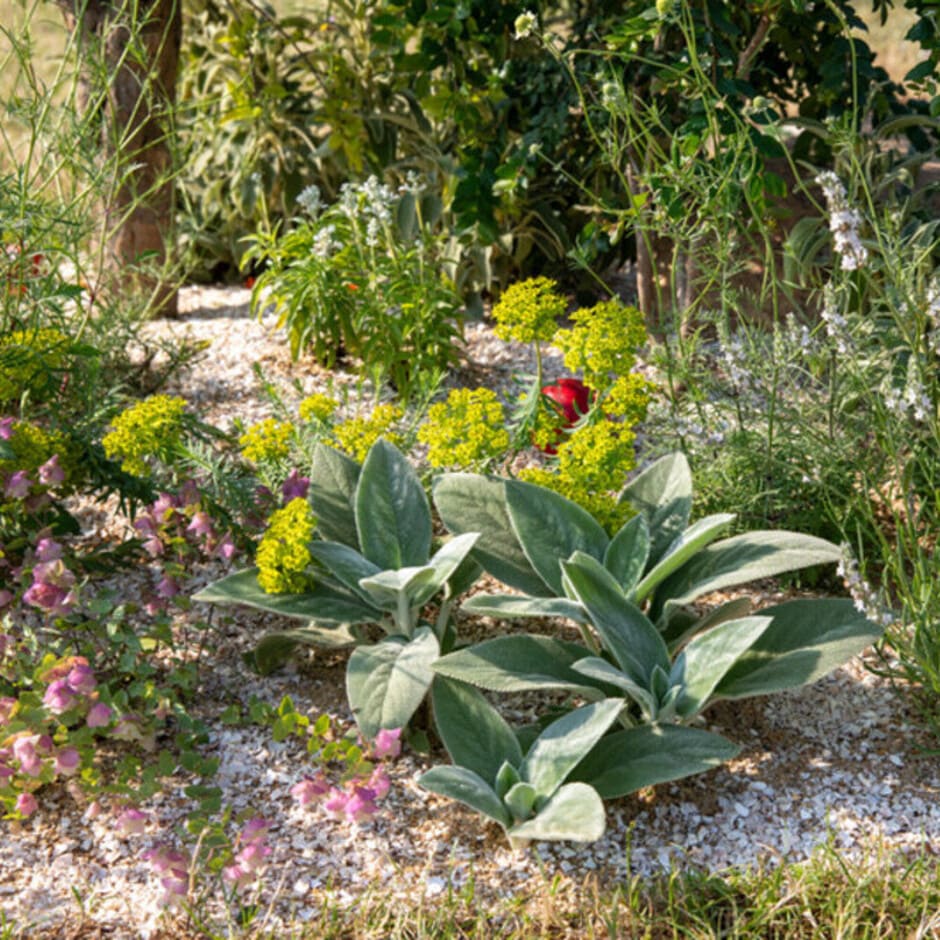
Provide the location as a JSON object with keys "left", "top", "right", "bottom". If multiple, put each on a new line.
{"left": 195, "top": 439, "right": 482, "bottom": 737}
{"left": 419, "top": 679, "right": 624, "bottom": 850}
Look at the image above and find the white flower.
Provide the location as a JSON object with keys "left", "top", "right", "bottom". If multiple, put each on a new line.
{"left": 514, "top": 11, "right": 537, "bottom": 39}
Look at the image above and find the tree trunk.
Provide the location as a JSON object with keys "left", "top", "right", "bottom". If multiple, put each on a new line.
{"left": 58, "top": 0, "right": 181, "bottom": 318}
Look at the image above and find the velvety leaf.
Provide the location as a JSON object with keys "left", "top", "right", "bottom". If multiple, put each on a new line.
{"left": 521, "top": 698, "right": 623, "bottom": 799}
{"left": 506, "top": 479, "right": 609, "bottom": 596}
{"left": 652, "top": 531, "right": 843, "bottom": 616}
{"left": 357, "top": 566, "right": 437, "bottom": 612}
{"left": 671, "top": 616, "right": 772, "bottom": 717}
{"left": 252, "top": 623, "right": 358, "bottom": 675}
{"left": 619, "top": 453, "right": 692, "bottom": 564}
{"left": 193, "top": 567, "right": 379, "bottom": 624}
{"left": 346, "top": 627, "right": 439, "bottom": 738}
{"left": 418, "top": 765, "right": 511, "bottom": 829}
{"left": 604, "top": 514, "right": 650, "bottom": 595}
{"left": 356, "top": 438, "right": 431, "bottom": 569}
{"left": 308, "top": 541, "right": 381, "bottom": 598}
{"left": 432, "top": 635, "right": 601, "bottom": 694}
{"left": 431, "top": 677, "right": 522, "bottom": 782}
{"left": 507, "top": 782, "right": 605, "bottom": 843}
{"left": 461, "top": 594, "right": 586, "bottom": 622}
{"left": 571, "top": 657, "right": 656, "bottom": 713}
{"left": 432, "top": 473, "right": 549, "bottom": 596}
{"left": 310, "top": 443, "right": 361, "bottom": 549}
{"left": 664, "top": 597, "right": 753, "bottom": 650}
{"left": 446, "top": 552, "right": 485, "bottom": 599}
{"left": 495, "top": 761, "right": 522, "bottom": 800}
{"left": 562, "top": 554, "right": 670, "bottom": 686}
{"left": 571, "top": 725, "right": 740, "bottom": 799}
{"left": 504, "top": 781, "right": 538, "bottom": 822}
{"left": 634, "top": 513, "right": 736, "bottom": 603}
{"left": 411, "top": 532, "right": 481, "bottom": 607}
{"left": 714, "top": 599, "right": 883, "bottom": 700}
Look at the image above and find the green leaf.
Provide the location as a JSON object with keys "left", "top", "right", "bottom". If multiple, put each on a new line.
{"left": 714, "top": 599, "right": 883, "bottom": 700}
{"left": 664, "top": 597, "right": 754, "bottom": 650}
{"left": 604, "top": 514, "right": 650, "bottom": 594}
{"left": 432, "top": 474, "right": 549, "bottom": 596}
{"left": 571, "top": 657, "right": 656, "bottom": 713}
{"left": 411, "top": 532, "right": 481, "bottom": 607}
{"left": 310, "top": 444, "right": 361, "bottom": 549}
{"left": 308, "top": 542, "right": 381, "bottom": 597}
{"left": 562, "top": 554, "right": 670, "bottom": 686}
{"left": 432, "top": 635, "right": 601, "bottom": 694}
{"left": 357, "top": 566, "right": 438, "bottom": 611}
{"left": 356, "top": 438, "right": 431, "bottom": 570}
{"left": 252, "top": 623, "right": 358, "bottom": 675}
{"left": 571, "top": 725, "right": 740, "bottom": 799}
{"left": 620, "top": 453, "right": 692, "bottom": 564}
{"left": 671, "top": 616, "right": 772, "bottom": 717}
{"left": 193, "top": 568, "right": 379, "bottom": 624}
{"left": 521, "top": 698, "right": 623, "bottom": 799}
{"left": 652, "top": 532, "right": 842, "bottom": 616}
{"left": 461, "top": 594, "right": 586, "bottom": 622}
{"left": 507, "top": 782, "right": 605, "bottom": 844}
{"left": 431, "top": 677, "right": 523, "bottom": 782}
{"left": 418, "top": 765, "right": 511, "bottom": 829}
{"left": 634, "top": 513, "right": 736, "bottom": 603}
{"left": 504, "top": 781, "right": 538, "bottom": 822}
{"left": 505, "top": 479, "right": 609, "bottom": 596}
{"left": 346, "top": 627, "right": 440, "bottom": 738}
{"left": 495, "top": 761, "right": 522, "bottom": 800}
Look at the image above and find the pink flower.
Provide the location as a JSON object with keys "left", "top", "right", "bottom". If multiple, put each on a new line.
{"left": 54, "top": 746, "right": 81, "bottom": 776}
{"left": 0, "top": 590, "right": 13, "bottom": 609}
{"left": 281, "top": 470, "right": 310, "bottom": 502}
{"left": 186, "top": 511, "right": 215, "bottom": 540}
{"left": 241, "top": 816, "right": 271, "bottom": 843}
{"left": 222, "top": 864, "right": 253, "bottom": 891}
{"left": 368, "top": 767, "right": 390, "bottom": 800}
{"left": 142, "top": 537, "right": 164, "bottom": 558}
{"left": 43, "top": 678, "right": 78, "bottom": 714}
{"left": 143, "top": 845, "right": 191, "bottom": 908}
{"left": 66, "top": 661, "right": 96, "bottom": 696}
{"left": 0, "top": 696, "right": 17, "bottom": 724}
{"left": 38, "top": 455, "right": 64, "bottom": 487}
{"left": 323, "top": 787, "right": 350, "bottom": 819}
{"left": 35, "top": 538, "right": 62, "bottom": 562}
{"left": 160, "top": 873, "right": 189, "bottom": 908}
{"left": 12, "top": 734, "right": 42, "bottom": 776}
{"left": 154, "top": 576, "right": 179, "bottom": 600}
{"left": 16, "top": 792, "right": 38, "bottom": 817}
{"left": 0, "top": 417, "right": 13, "bottom": 440}
{"left": 372, "top": 727, "right": 402, "bottom": 760}
{"left": 344, "top": 785, "right": 379, "bottom": 823}
{"left": 216, "top": 533, "right": 236, "bottom": 562}
{"left": 23, "top": 580, "right": 76, "bottom": 617}
{"left": 235, "top": 841, "right": 270, "bottom": 873}
{"left": 133, "top": 514, "right": 158, "bottom": 538}
{"left": 86, "top": 701, "right": 113, "bottom": 728}
{"left": 116, "top": 807, "right": 148, "bottom": 836}
{"left": 5, "top": 470, "right": 32, "bottom": 500}
{"left": 291, "top": 773, "right": 330, "bottom": 806}
{"left": 84, "top": 800, "right": 104, "bottom": 820}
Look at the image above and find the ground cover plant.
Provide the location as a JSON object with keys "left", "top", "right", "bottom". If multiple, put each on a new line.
{"left": 2, "top": 0, "right": 940, "bottom": 934}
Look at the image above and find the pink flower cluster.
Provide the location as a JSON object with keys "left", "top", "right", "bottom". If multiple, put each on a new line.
{"left": 223, "top": 816, "right": 273, "bottom": 892}
{"left": 142, "top": 844, "right": 191, "bottom": 908}
{"left": 290, "top": 728, "right": 401, "bottom": 824}
{"left": 23, "top": 537, "right": 77, "bottom": 617}
{"left": 132, "top": 484, "right": 236, "bottom": 613}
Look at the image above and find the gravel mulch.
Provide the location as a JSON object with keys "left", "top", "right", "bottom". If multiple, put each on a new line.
{"left": 2, "top": 286, "right": 938, "bottom": 938}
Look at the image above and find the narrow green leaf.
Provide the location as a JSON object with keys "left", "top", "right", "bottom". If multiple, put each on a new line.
{"left": 571, "top": 657, "right": 656, "bottom": 714}
{"left": 504, "top": 781, "right": 538, "bottom": 822}
{"left": 604, "top": 514, "right": 650, "bottom": 594}
{"left": 432, "top": 473, "right": 549, "bottom": 596}
{"left": 507, "top": 782, "right": 605, "bottom": 843}
{"left": 418, "top": 765, "right": 511, "bottom": 829}
{"left": 634, "top": 513, "right": 736, "bottom": 603}
{"left": 308, "top": 542, "right": 381, "bottom": 597}
{"left": 431, "top": 678, "right": 523, "bottom": 782}
{"left": 461, "top": 594, "right": 586, "bottom": 622}
{"left": 193, "top": 567, "right": 379, "bottom": 624}
{"left": 521, "top": 698, "right": 623, "bottom": 799}
{"left": 671, "top": 616, "right": 772, "bottom": 717}
{"left": 410, "top": 532, "right": 481, "bottom": 607}
{"left": 620, "top": 453, "right": 692, "bottom": 564}
{"left": 310, "top": 443, "right": 361, "bottom": 549}
{"left": 571, "top": 725, "right": 740, "bottom": 799}
{"left": 652, "top": 532, "right": 842, "bottom": 615}
{"left": 432, "top": 635, "right": 601, "bottom": 694}
{"left": 714, "top": 599, "right": 883, "bottom": 700}
{"left": 357, "top": 566, "right": 437, "bottom": 611}
{"left": 356, "top": 438, "right": 431, "bottom": 569}
{"left": 664, "top": 597, "right": 754, "bottom": 650}
{"left": 506, "top": 479, "right": 609, "bottom": 596}
{"left": 562, "top": 553, "right": 670, "bottom": 686}
{"left": 346, "top": 627, "right": 439, "bottom": 738}
{"left": 495, "top": 761, "right": 522, "bottom": 800}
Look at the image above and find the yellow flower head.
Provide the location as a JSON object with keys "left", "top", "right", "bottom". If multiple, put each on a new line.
{"left": 554, "top": 299, "right": 647, "bottom": 387}
{"left": 299, "top": 393, "right": 339, "bottom": 424}
{"left": 556, "top": 420, "right": 638, "bottom": 495}
{"left": 332, "top": 404, "right": 403, "bottom": 463}
{"left": 0, "top": 328, "right": 70, "bottom": 402}
{"left": 0, "top": 420, "right": 73, "bottom": 480}
{"left": 239, "top": 418, "right": 293, "bottom": 463}
{"left": 102, "top": 395, "right": 188, "bottom": 476}
{"left": 491, "top": 277, "right": 566, "bottom": 344}
{"left": 418, "top": 387, "right": 511, "bottom": 469}
{"left": 256, "top": 497, "right": 317, "bottom": 594}
{"left": 604, "top": 373, "right": 654, "bottom": 424}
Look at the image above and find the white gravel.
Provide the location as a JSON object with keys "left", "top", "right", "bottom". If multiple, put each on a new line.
{"left": 2, "top": 286, "right": 937, "bottom": 937}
